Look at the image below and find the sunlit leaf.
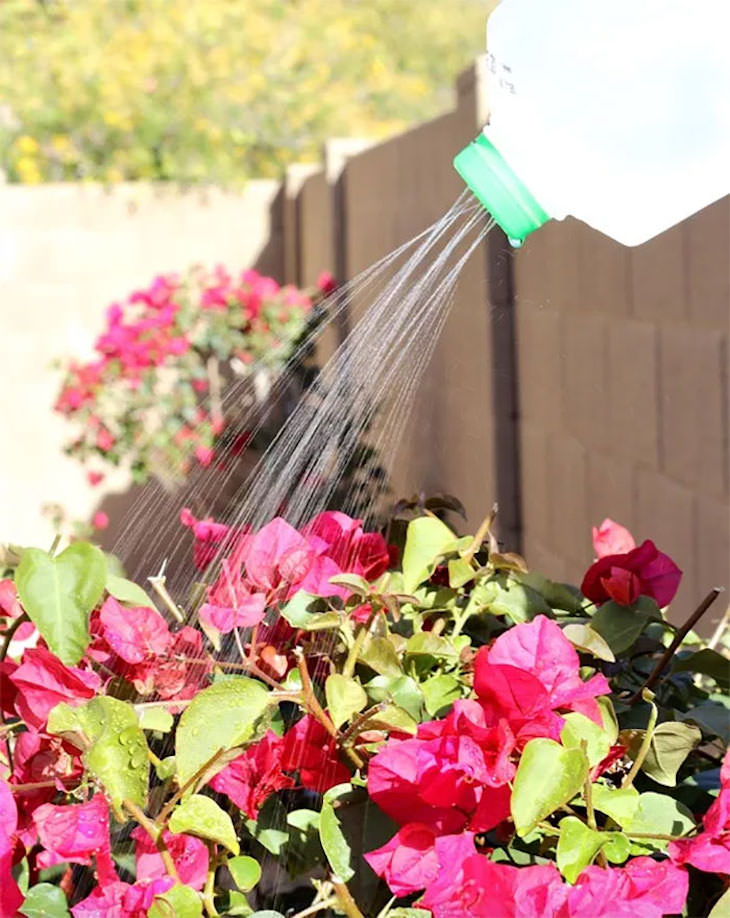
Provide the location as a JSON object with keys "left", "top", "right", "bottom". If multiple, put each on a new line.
{"left": 511, "top": 739, "right": 588, "bottom": 836}
{"left": 16, "top": 543, "right": 106, "bottom": 664}
{"left": 169, "top": 794, "right": 240, "bottom": 854}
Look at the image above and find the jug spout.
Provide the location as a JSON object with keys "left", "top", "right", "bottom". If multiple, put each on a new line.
{"left": 454, "top": 133, "right": 550, "bottom": 245}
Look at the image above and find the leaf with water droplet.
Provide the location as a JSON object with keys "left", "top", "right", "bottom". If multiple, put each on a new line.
{"left": 15, "top": 542, "right": 106, "bottom": 664}
{"left": 168, "top": 794, "right": 240, "bottom": 855}
{"left": 20, "top": 883, "right": 71, "bottom": 918}
{"left": 47, "top": 696, "right": 149, "bottom": 814}
{"left": 175, "top": 677, "right": 271, "bottom": 791}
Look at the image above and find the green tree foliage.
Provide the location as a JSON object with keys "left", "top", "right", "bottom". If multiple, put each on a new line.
{"left": 0, "top": 0, "right": 497, "bottom": 184}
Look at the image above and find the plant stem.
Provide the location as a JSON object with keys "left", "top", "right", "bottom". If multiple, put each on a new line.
{"left": 0, "top": 612, "right": 29, "bottom": 771}
{"left": 202, "top": 841, "right": 220, "bottom": 917}
{"left": 123, "top": 799, "right": 180, "bottom": 883}
{"left": 463, "top": 503, "right": 498, "bottom": 563}
{"left": 622, "top": 692, "right": 658, "bottom": 790}
{"left": 148, "top": 573, "right": 185, "bottom": 624}
{"left": 339, "top": 703, "right": 388, "bottom": 746}
{"left": 155, "top": 747, "right": 227, "bottom": 827}
{"left": 296, "top": 652, "right": 364, "bottom": 769}
{"left": 628, "top": 587, "right": 723, "bottom": 703}
{"left": 292, "top": 897, "right": 339, "bottom": 918}
{"left": 342, "top": 605, "right": 379, "bottom": 678}
{"left": 583, "top": 769, "right": 608, "bottom": 867}
{"left": 331, "top": 879, "right": 364, "bottom": 918}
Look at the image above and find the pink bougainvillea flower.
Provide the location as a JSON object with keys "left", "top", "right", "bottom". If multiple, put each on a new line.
{"left": 281, "top": 715, "right": 350, "bottom": 794}
{"left": 592, "top": 518, "right": 636, "bottom": 559}
{"left": 209, "top": 730, "right": 295, "bottom": 820}
{"left": 71, "top": 877, "right": 175, "bottom": 918}
{"left": 317, "top": 270, "right": 338, "bottom": 295}
{"left": 99, "top": 596, "right": 171, "bottom": 664}
{"left": 367, "top": 701, "right": 514, "bottom": 836}
{"left": 92, "top": 511, "right": 109, "bottom": 530}
{"left": 198, "top": 595, "right": 267, "bottom": 637}
{"left": 129, "top": 626, "right": 210, "bottom": 703}
{"left": 420, "top": 835, "right": 570, "bottom": 918}
{"left": 0, "top": 781, "right": 23, "bottom": 918}
{"left": 567, "top": 857, "right": 689, "bottom": 918}
{"left": 365, "top": 823, "right": 440, "bottom": 896}
{"left": 472, "top": 660, "right": 564, "bottom": 746}
{"left": 12, "top": 731, "right": 83, "bottom": 840}
{"left": 87, "top": 470, "right": 105, "bottom": 487}
{"left": 34, "top": 795, "right": 115, "bottom": 884}
{"left": 9, "top": 647, "right": 101, "bottom": 730}
{"left": 669, "top": 751, "right": 730, "bottom": 873}
{"left": 483, "top": 616, "right": 611, "bottom": 723}
{"left": 581, "top": 540, "right": 682, "bottom": 608}
{"left": 180, "top": 507, "right": 233, "bottom": 570}
{"left": 244, "top": 518, "right": 316, "bottom": 594}
{"left": 0, "top": 578, "right": 34, "bottom": 643}
{"left": 303, "top": 511, "right": 390, "bottom": 583}
{"left": 194, "top": 444, "right": 215, "bottom": 466}
{"left": 132, "top": 826, "right": 207, "bottom": 890}
{"left": 96, "top": 427, "right": 115, "bottom": 452}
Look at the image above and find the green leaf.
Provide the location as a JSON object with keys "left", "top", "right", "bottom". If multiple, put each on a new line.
{"left": 359, "top": 635, "right": 402, "bottom": 676}
{"left": 176, "top": 677, "right": 270, "bottom": 789}
{"left": 156, "top": 756, "right": 177, "bottom": 781}
{"left": 106, "top": 573, "right": 157, "bottom": 610}
{"left": 385, "top": 911, "right": 431, "bottom": 918}
{"left": 476, "top": 574, "right": 549, "bottom": 624}
{"left": 401, "top": 516, "right": 456, "bottom": 593}
{"left": 562, "top": 623, "right": 615, "bottom": 662}
{"left": 602, "top": 831, "right": 631, "bottom": 864}
{"left": 244, "top": 796, "right": 288, "bottom": 855}
{"left": 590, "top": 602, "right": 650, "bottom": 655}
{"left": 511, "top": 738, "right": 589, "bottom": 836}
{"left": 622, "top": 792, "right": 696, "bottom": 849}
{"left": 421, "top": 674, "right": 461, "bottom": 717}
{"left": 368, "top": 703, "right": 418, "bottom": 735}
{"left": 639, "top": 721, "right": 701, "bottom": 786}
{"left": 325, "top": 674, "right": 367, "bottom": 729}
{"left": 227, "top": 855, "right": 261, "bottom": 892}
{"left": 279, "top": 591, "right": 323, "bottom": 627}
{"left": 672, "top": 649, "right": 730, "bottom": 691}
{"left": 48, "top": 696, "right": 148, "bottom": 812}
{"left": 365, "top": 675, "right": 423, "bottom": 720}
{"left": 16, "top": 542, "right": 106, "bottom": 664}
{"left": 556, "top": 817, "right": 606, "bottom": 883}
{"left": 225, "top": 891, "right": 253, "bottom": 916}
{"left": 169, "top": 794, "right": 240, "bottom": 854}
{"left": 592, "top": 785, "right": 640, "bottom": 826}
{"left": 20, "top": 884, "right": 70, "bottom": 918}
{"left": 405, "top": 632, "right": 456, "bottom": 658}
{"left": 147, "top": 884, "right": 202, "bottom": 918}
{"left": 560, "top": 712, "right": 612, "bottom": 767}
{"left": 137, "top": 706, "right": 174, "bottom": 733}
{"left": 448, "top": 557, "right": 475, "bottom": 588}
{"left": 319, "top": 783, "right": 354, "bottom": 882}
{"left": 328, "top": 572, "right": 372, "bottom": 595}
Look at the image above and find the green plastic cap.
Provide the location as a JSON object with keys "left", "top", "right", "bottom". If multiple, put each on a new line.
{"left": 454, "top": 133, "right": 550, "bottom": 244}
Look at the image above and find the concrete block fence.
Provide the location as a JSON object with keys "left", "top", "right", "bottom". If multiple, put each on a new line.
{"left": 0, "top": 62, "right": 727, "bottom": 631}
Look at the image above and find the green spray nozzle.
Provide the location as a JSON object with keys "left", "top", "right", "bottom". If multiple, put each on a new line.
{"left": 454, "top": 134, "right": 550, "bottom": 245}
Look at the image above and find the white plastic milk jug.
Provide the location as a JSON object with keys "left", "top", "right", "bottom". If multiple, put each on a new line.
{"left": 454, "top": 0, "right": 730, "bottom": 246}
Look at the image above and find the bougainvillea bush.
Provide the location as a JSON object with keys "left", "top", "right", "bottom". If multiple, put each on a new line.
{"left": 55, "top": 266, "right": 334, "bottom": 487}
{"left": 1, "top": 510, "right": 728, "bottom": 917}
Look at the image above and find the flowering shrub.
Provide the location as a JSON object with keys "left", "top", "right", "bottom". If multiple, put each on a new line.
{"left": 55, "top": 266, "right": 332, "bottom": 486}
{"left": 0, "top": 0, "right": 495, "bottom": 184}
{"left": 1, "top": 512, "right": 728, "bottom": 917}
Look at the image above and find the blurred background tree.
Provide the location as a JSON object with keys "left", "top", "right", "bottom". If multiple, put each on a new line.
{"left": 0, "top": 0, "right": 497, "bottom": 185}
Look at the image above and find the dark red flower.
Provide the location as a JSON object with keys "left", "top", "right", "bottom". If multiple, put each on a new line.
{"left": 581, "top": 540, "right": 681, "bottom": 608}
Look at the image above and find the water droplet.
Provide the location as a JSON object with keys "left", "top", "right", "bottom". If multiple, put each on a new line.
{"left": 508, "top": 236, "right": 523, "bottom": 249}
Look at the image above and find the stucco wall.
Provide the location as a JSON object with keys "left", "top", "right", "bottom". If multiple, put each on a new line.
{"left": 0, "top": 180, "right": 283, "bottom": 547}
